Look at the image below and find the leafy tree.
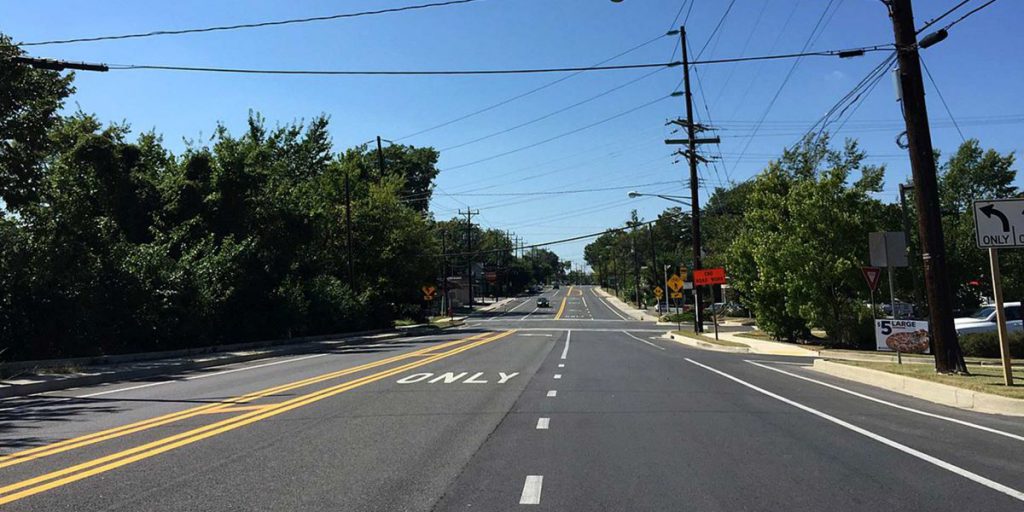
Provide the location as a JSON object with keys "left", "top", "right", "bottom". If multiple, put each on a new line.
{"left": 727, "top": 136, "right": 886, "bottom": 345}
{"left": 0, "top": 35, "right": 75, "bottom": 210}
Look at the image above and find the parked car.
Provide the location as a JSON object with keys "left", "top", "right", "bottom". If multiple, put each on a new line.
{"left": 954, "top": 302, "right": 1023, "bottom": 336}
{"left": 537, "top": 297, "right": 550, "bottom": 308}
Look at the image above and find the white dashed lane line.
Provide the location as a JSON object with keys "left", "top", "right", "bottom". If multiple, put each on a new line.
{"left": 520, "top": 475, "right": 543, "bottom": 505}
{"left": 536, "top": 418, "right": 550, "bottom": 429}
{"left": 546, "top": 390, "right": 557, "bottom": 397}
{"left": 553, "top": 374, "right": 562, "bottom": 379}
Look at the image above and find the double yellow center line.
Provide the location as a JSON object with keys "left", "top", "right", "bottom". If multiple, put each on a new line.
{"left": 0, "top": 329, "right": 516, "bottom": 505}
{"left": 554, "top": 285, "right": 574, "bottom": 320}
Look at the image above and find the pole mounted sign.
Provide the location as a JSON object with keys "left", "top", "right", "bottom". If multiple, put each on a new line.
{"left": 974, "top": 199, "right": 1024, "bottom": 248}
{"left": 666, "top": 274, "right": 685, "bottom": 293}
{"left": 861, "top": 267, "right": 882, "bottom": 291}
{"left": 692, "top": 268, "right": 726, "bottom": 286}
{"left": 422, "top": 285, "right": 436, "bottom": 301}
{"left": 653, "top": 286, "right": 664, "bottom": 299}
{"left": 973, "top": 198, "right": 1020, "bottom": 386}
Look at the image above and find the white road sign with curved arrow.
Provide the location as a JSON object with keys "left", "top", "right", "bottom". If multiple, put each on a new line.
{"left": 974, "top": 199, "right": 1024, "bottom": 248}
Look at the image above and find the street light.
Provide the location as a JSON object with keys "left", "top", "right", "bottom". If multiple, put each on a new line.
{"left": 627, "top": 191, "right": 691, "bottom": 206}
{"left": 629, "top": 190, "right": 699, "bottom": 331}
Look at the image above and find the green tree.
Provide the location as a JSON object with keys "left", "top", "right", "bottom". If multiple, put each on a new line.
{"left": 728, "top": 136, "right": 886, "bottom": 345}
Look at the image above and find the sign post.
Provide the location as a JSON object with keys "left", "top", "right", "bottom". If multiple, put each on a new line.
{"left": 692, "top": 268, "right": 727, "bottom": 340}
{"left": 869, "top": 232, "right": 908, "bottom": 319}
{"left": 973, "top": 199, "right": 1024, "bottom": 386}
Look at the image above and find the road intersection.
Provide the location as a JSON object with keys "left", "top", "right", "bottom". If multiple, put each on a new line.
{"left": 1, "top": 286, "right": 1022, "bottom": 510}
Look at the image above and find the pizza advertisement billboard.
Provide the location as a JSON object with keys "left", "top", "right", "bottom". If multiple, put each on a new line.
{"left": 875, "top": 319, "right": 930, "bottom": 354}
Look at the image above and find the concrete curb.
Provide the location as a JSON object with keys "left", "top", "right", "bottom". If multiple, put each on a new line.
{"left": 594, "top": 287, "right": 654, "bottom": 322}
{"left": 663, "top": 332, "right": 750, "bottom": 354}
{"left": 0, "top": 323, "right": 462, "bottom": 399}
{"left": 811, "top": 359, "right": 1024, "bottom": 417}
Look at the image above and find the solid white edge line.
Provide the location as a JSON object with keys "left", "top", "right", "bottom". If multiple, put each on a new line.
{"left": 77, "top": 353, "right": 331, "bottom": 398}
{"left": 546, "top": 390, "right": 557, "bottom": 397}
{"left": 520, "top": 475, "right": 543, "bottom": 504}
{"left": 686, "top": 357, "right": 1024, "bottom": 503}
{"left": 560, "top": 330, "right": 571, "bottom": 359}
{"left": 745, "top": 360, "right": 1024, "bottom": 443}
{"left": 621, "top": 331, "right": 666, "bottom": 350}
{"left": 594, "top": 287, "right": 629, "bottom": 321}
{"left": 536, "top": 417, "right": 550, "bottom": 429}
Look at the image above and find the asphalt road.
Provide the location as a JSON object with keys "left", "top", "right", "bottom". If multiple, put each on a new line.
{"left": 1, "top": 285, "right": 1023, "bottom": 510}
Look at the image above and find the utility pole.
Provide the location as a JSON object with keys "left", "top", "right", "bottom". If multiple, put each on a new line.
{"left": 345, "top": 169, "right": 355, "bottom": 290}
{"left": 441, "top": 228, "right": 449, "bottom": 318}
{"left": 631, "top": 225, "right": 642, "bottom": 309}
{"left": 647, "top": 224, "right": 659, "bottom": 295}
{"left": 886, "top": 0, "right": 967, "bottom": 374}
{"left": 459, "top": 208, "right": 480, "bottom": 310}
{"left": 376, "top": 136, "right": 386, "bottom": 173}
{"left": 665, "top": 26, "right": 720, "bottom": 333}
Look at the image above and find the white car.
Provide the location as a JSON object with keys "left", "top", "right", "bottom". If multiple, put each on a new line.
{"left": 954, "top": 302, "right": 1023, "bottom": 336}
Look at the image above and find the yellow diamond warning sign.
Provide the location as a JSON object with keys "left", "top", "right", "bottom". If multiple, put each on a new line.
{"left": 654, "top": 286, "right": 664, "bottom": 298}
{"left": 667, "top": 274, "right": 684, "bottom": 292}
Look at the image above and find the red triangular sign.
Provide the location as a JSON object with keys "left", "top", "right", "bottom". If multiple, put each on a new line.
{"left": 861, "top": 266, "right": 882, "bottom": 292}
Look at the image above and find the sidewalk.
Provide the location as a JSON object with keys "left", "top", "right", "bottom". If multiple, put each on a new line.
{"left": 719, "top": 332, "right": 820, "bottom": 357}
{"left": 594, "top": 287, "right": 656, "bottom": 321}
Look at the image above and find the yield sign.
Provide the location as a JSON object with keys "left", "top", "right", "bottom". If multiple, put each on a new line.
{"left": 861, "top": 267, "right": 882, "bottom": 292}
{"left": 666, "top": 274, "right": 684, "bottom": 292}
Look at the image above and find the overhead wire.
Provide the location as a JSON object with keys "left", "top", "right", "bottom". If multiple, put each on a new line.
{"left": 439, "top": 66, "right": 668, "bottom": 152}
{"left": 441, "top": 94, "right": 670, "bottom": 172}
{"left": 395, "top": 32, "right": 667, "bottom": 141}
{"left": 920, "top": 56, "right": 967, "bottom": 142}
{"left": 20, "top": 0, "right": 487, "bottom": 46}
{"left": 941, "top": 0, "right": 999, "bottom": 31}
{"left": 728, "top": 0, "right": 844, "bottom": 175}
{"left": 917, "top": 0, "right": 972, "bottom": 33}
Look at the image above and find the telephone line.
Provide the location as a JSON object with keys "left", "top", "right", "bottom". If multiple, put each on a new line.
{"left": 21, "top": 0, "right": 485, "bottom": 46}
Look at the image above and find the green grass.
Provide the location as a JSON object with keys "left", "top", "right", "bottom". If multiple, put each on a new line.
{"left": 393, "top": 319, "right": 418, "bottom": 327}
{"left": 734, "top": 330, "right": 826, "bottom": 350}
{"left": 838, "top": 360, "right": 1024, "bottom": 400}
{"left": 671, "top": 330, "right": 749, "bottom": 348}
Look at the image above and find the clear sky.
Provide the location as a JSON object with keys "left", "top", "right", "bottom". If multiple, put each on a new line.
{"left": 4, "top": 0, "right": 1022, "bottom": 268}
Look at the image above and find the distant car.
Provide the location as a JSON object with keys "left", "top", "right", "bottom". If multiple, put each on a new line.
{"left": 537, "top": 297, "right": 550, "bottom": 308}
{"left": 955, "top": 302, "right": 1023, "bottom": 336}
{"left": 553, "top": 283, "right": 560, "bottom": 289}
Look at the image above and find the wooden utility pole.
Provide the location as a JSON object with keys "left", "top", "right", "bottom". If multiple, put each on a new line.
{"left": 665, "top": 26, "right": 720, "bottom": 333}
{"left": 459, "top": 208, "right": 480, "bottom": 310}
{"left": 886, "top": 0, "right": 967, "bottom": 373}
{"left": 345, "top": 169, "right": 354, "bottom": 290}
{"left": 376, "top": 136, "right": 386, "bottom": 173}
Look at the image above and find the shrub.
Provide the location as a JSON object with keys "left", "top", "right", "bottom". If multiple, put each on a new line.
{"left": 959, "top": 332, "right": 1024, "bottom": 358}
{"left": 660, "top": 312, "right": 695, "bottom": 323}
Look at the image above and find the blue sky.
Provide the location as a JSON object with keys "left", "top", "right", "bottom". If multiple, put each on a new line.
{"left": 4, "top": 0, "right": 1022, "bottom": 268}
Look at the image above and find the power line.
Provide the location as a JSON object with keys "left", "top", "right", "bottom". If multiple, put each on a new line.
{"left": 729, "top": 0, "right": 844, "bottom": 175}
{"left": 442, "top": 95, "right": 671, "bottom": 172}
{"left": 941, "top": 0, "right": 999, "bottom": 31}
{"left": 20, "top": 0, "right": 486, "bottom": 46}
{"left": 693, "top": 0, "right": 737, "bottom": 60}
{"left": 395, "top": 33, "right": 667, "bottom": 141}
{"left": 917, "top": 0, "right": 972, "bottom": 33}
{"left": 435, "top": 180, "right": 683, "bottom": 197}
{"left": 89, "top": 45, "right": 893, "bottom": 77}
{"left": 439, "top": 66, "right": 667, "bottom": 152}
{"left": 108, "top": 61, "right": 673, "bottom": 76}
{"left": 431, "top": 219, "right": 658, "bottom": 258}
{"left": 920, "top": 56, "right": 966, "bottom": 142}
